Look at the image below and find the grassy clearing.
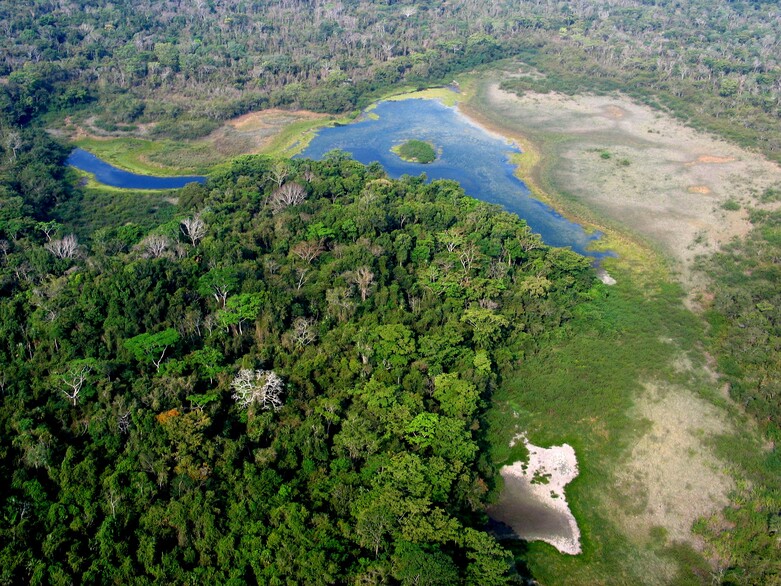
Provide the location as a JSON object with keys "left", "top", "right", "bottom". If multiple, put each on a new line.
{"left": 73, "top": 136, "right": 213, "bottom": 175}
{"left": 488, "top": 262, "right": 719, "bottom": 584}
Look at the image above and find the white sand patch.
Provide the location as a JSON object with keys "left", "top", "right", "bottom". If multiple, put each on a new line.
{"left": 596, "top": 268, "right": 617, "bottom": 285}
{"left": 488, "top": 435, "right": 582, "bottom": 554}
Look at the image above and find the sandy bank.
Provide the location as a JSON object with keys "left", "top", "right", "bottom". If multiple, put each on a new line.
{"left": 488, "top": 436, "right": 581, "bottom": 555}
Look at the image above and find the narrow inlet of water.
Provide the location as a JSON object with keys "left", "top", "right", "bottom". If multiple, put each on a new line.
{"left": 66, "top": 148, "right": 206, "bottom": 190}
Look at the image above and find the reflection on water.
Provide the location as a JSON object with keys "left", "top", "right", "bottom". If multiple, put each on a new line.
{"left": 300, "top": 99, "right": 612, "bottom": 259}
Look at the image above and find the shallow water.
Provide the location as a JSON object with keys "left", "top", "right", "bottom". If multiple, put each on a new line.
{"left": 300, "top": 99, "right": 611, "bottom": 258}
{"left": 66, "top": 148, "right": 206, "bottom": 190}
{"left": 487, "top": 469, "right": 579, "bottom": 551}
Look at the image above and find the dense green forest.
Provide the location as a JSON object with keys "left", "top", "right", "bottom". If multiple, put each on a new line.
{"left": 3, "top": 0, "right": 781, "bottom": 584}
{"left": 0, "top": 150, "right": 595, "bottom": 583}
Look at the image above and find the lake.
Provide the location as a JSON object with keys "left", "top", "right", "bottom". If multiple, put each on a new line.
{"left": 300, "top": 99, "right": 611, "bottom": 258}
{"left": 66, "top": 148, "right": 206, "bottom": 190}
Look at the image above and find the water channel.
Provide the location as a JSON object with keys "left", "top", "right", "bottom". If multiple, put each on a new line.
{"left": 300, "top": 99, "right": 610, "bottom": 259}
{"left": 66, "top": 148, "right": 206, "bottom": 190}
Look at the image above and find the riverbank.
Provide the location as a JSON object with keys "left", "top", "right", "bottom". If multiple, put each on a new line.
{"left": 458, "top": 72, "right": 781, "bottom": 292}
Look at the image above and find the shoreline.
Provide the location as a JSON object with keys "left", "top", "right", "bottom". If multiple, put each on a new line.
{"left": 488, "top": 436, "right": 582, "bottom": 555}
{"left": 455, "top": 91, "right": 626, "bottom": 260}
{"left": 454, "top": 84, "right": 698, "bottom": 282}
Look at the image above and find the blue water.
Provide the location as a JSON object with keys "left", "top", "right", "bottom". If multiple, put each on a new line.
{"left": 66, "top": 148, "right": 206, "bottom": 190}
{"left": 300, "top": 99, "right": 611, "bottom": 258}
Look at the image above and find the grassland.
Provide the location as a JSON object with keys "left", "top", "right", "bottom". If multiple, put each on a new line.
{"left": 465, "top": 67, "right": 781, "bottom": 583}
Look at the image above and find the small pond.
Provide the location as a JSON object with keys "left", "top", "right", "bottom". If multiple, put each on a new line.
{"left": 300, "top": 99, "right": 611, "bottom": 259}
{"left": 66, "top": 148, "right": 206, "bottom": 190}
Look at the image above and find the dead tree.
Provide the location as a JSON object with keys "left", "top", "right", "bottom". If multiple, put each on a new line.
{"left": 231, "top": 369, "right": 284, "bottom": 411}
{"left": 137, "top": 234, "right": 172, "bottom": 259}
{"left": 269, "top": 182, "right": 307, "bottom": 213}
{"left": 45, "top": 234, "right": 80, "bottom": 260}
{"left": 61, "top": 365, "right": 91, "bottom": 406}
{"left": 291, "top": 317, "right": 317, "bottom": 348}
{"left": 181, "top": 214, "right": 208, "bottom": 246}
{"left": 349, "top": 267, "right": 375, "bottom": 301}
{"left": 291, "top": 239, "right": 323, "bottom": 264}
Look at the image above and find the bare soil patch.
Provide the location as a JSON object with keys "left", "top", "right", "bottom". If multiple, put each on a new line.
{"left": 463, "top": 80, "right": 781, "bottom": 289}
{"left": 610, "top": 382, "right": 734, "bottom": 547}
{"left": 691, "top": 155, "right": 736, "bottom": 165}
{"left": 602, "top": 105, "right": 627, "bottom": 120}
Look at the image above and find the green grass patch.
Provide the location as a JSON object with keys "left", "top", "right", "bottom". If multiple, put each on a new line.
{"left": 73, "top": 137, "right": 212, "bottom": 175}
{"left": 487, "top": 264, "right": 711, "bottom": 583}
{"left": 259, "top": 116, "right": 343, "bottom": 158}
{"left": 391, "top": 139, "right": 437, "bottom": 164}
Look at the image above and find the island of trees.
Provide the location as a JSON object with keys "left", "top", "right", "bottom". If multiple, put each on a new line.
{"left": 392, "top": 140, "right": 437, "bottom": 164}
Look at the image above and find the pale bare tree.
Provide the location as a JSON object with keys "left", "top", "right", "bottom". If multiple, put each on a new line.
{"left": 269, "top": 182, "right": 307, "bottom": 213}
{"left": 291, "top": 317, "right": 317, "bottom": 348}
{"left": 137, "top": 234, "right": 171, "bottom": 258}
{"left": 231, "top": 369, "right": 284, "bottom": 411}
{"left": 349, "top": 267, "right": 375, "bottom": 301}
{"left": 117, "top": 411, "right": 131, "bottom": 434}
{"left": 264, "top": 258, "right": 280, "bottom": 275}
{"left": 4, "top": 130, "right": 22, "bottom": 161}
{"left": 326, "top": 287, "right": 355, "bottom": 322}
{"left": 271, "top": 161, "right": 289, "bottom": 187}
{"left": 203, "top": 313, "right": 217, "bottom": 335}
{"left": 61, "top": 364, "right": 90, "bottom": 406}
{"left": 459, "top": 242, "right": 480, "bottom": 276}
{"left": 45, "top": 234, "right": 80, "bottom": 260}
{"left": 295, "top": 266, "right": 309, "bottom": 291}
{"left": 291, "top": 239, "right": 323, "bottom": 264}
{"left": 181, "top": 214, "right": 207, "bottom": 246}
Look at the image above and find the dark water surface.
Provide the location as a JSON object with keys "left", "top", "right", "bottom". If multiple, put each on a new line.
{"left": 300, "top": 99, "right": 611, "bottom": 258}
{"left": 66, "top": 148, "right": 206, "bottom": 190}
